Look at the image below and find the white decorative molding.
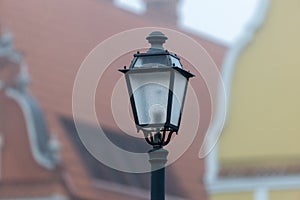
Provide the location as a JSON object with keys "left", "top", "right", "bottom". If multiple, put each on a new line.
{"left": 0, "top": 29, "right": 57, "bottom": 169}
{"left": 0, "top": 31, "right": 24, "bottom": 91}
{"left": 0, "top": 31, "right": 22, "bottom": 64}
{"left": 15, "top": 62, "right": 30, "bottom": 92}
{"left": 48, "top": 133, "right": 61, "bottom": 164}
{"left": 255, "top": 187, "right": 268, "bottom": 200}
{"left": 208, "top": 175, "right": 300, "bottom": 194}
{"left": 5, "top": 88, "right": 55, "bottom": 170}
{"left": 205, "top": 142, "right": 219, "bottom": 183}
{"left": 0, "top": 134, "right": 3, "bottom": 180}
{"left": 113, "top": 0, "right": 146, "bottom": 15}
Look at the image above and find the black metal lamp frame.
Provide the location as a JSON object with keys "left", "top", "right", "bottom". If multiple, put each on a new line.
{"left": 118, "top": 31, "right": 195, "bottom": 200}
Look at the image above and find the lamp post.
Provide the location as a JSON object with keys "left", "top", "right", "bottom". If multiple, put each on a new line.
{"left": 119, "top": 31, "right": 194, "bottom": 200}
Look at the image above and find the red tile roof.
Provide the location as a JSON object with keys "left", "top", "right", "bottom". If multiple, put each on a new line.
{"left": 0, "top": 0, "right": 227, "bottom": 199}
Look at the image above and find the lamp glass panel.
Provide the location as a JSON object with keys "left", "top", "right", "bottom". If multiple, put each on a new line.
{"left": 134, "top": 55, "right": 169, "bottom": 68}
{"left": 170, "top": 70, "right": 188, "bottom": 126}
{"left": 128, "top": 71, "right": 171, "bottom": 126}
{"left": 170, "top": 56, "right": 183, "bottom": 69}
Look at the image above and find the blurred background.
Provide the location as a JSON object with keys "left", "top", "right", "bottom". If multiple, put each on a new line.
{"left": 0, "top": 0, "right": 299, "bottom": 200}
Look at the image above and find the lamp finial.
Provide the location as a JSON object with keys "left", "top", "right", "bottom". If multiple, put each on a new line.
{"left": 146, "top": 31, "right": 168, "bottom": 52}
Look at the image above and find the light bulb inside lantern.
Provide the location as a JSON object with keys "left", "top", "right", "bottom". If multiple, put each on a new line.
{"left": 149, "top": 104, "right": 166, "bottom": 124}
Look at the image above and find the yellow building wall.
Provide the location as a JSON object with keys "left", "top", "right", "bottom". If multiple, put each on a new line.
{"left": 218, "top": 0, "right": 300, "bottom": 164}
{"left": 211, "top": 190, "right": 300, "bottom": 200}
{"left": 211, "top": 192, "right": 253, "bottom": 200}
{"left": 269, "top": 190, "right": 300, "bottom": 200}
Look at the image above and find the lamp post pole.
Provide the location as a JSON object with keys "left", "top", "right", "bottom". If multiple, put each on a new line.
{"left": 148, "top": 146, "right": 168, "bottom": 200}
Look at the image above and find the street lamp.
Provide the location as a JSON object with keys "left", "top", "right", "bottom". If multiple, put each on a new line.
{"left": 119, "top": 31, "right": 194, "bottom": 200}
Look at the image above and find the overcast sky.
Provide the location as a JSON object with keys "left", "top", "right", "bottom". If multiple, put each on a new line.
{"left": 179, "top": 0, "right": 262, "bottom": 45}
{"left": 114, "top": 0, "right": 262, "bottom": 45}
